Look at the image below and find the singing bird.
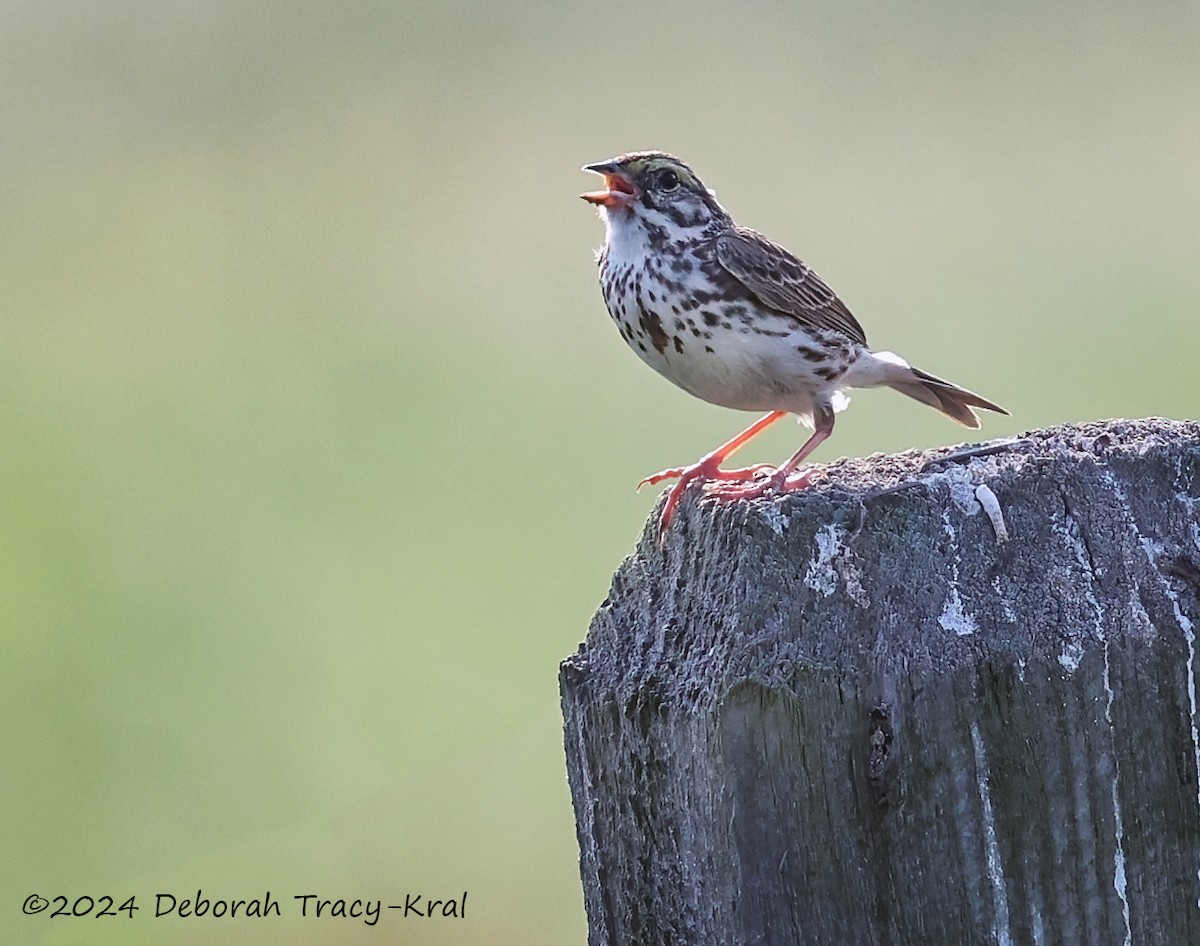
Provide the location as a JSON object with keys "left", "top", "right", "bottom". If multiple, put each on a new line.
{"left": 582, "top": 151, "right": 1007, "bottom": 538}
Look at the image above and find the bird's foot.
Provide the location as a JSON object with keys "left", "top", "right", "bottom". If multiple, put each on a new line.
{"left": 637, "top": 462, "right": 773, "bottom": 490}
{"left": 640, "top": 456, "right": 774, "bottom": 543}
{"left": 642, "top": 458, "right": 819, "bottom": 542}
{"left": 705, "top": 466, "right": 816, "bottom": 501}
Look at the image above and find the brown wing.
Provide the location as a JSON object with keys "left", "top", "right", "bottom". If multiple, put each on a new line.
{"left": 716, "top": 227, "right": 867, "bottom": 345}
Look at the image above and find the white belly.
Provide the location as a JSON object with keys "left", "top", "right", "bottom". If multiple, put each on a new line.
{"left": 604, "top": 268, "right": 847, "bottom": 419}
{"left": 595, "top": 210, "right": 855, "bottom": 422}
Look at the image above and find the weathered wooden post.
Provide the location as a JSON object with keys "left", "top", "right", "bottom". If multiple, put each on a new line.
{"left": 561, "top": 419, "right": 1200, "bottom": 945}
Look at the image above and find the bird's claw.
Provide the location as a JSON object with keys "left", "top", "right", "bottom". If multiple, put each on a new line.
{"left": 645, "top": 461, "right": 816, "bottom": 543}
{"left": 704, "top": 468, "right": 815, "bottom": 500}
{"left": 638, "top": 462, "right": 774, "bottom": 491}
{"left": 637, "top": 467, "right": 686, "bottom": 491}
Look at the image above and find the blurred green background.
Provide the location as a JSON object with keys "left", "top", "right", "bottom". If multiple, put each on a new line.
{"left": 1, "top": 1, "right": 1196, "bottom": 943}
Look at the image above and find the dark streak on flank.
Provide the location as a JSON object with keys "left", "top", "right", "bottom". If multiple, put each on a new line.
{"left": 640, "top": 309, "right": 670, "bottom": 355}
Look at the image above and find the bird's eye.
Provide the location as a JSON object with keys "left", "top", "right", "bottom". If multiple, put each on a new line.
{"left": 656, "top": 169, "right": 680, "bottom": 191}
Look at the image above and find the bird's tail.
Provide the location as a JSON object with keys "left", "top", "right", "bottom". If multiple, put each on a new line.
{"left": 856, "top": 351, "right": 1008, "bottom": 429}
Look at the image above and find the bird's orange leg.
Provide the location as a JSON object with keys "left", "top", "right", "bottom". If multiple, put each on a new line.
{"left": 710, "top": 408, "right": 834, "bottom": 501}
{"left": 639, "top": 411, "right": 788, "bottom": 539}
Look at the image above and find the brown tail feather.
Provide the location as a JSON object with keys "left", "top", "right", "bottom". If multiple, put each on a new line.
{"left": 888, "top": 367, "right": 1008, "bottom": 429}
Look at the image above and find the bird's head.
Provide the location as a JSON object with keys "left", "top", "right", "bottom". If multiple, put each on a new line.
{"left": 581, "top": 152, "right": 727, "bottom": 233}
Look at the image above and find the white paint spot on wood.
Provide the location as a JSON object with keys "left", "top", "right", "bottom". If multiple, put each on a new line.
{"left": 939, "top": 509, "right": 977, "bottom": 635}
{"left": 971, "top": 721, "right": 1013, "bottom": 946}
{"left": 801, "top": 522, "right": 869, "bottom": 607}
{"left": 760, "top": 503, "right": 788, "bottom": 536}
{"left": 940, "top": 586, "right": 978, "bottom": 637}
{"left": 803, "top": 524, "right": 842, "bottom": 596}
{"left": 975, "top": 484, "right": 1009, "bottom": 542}
{"left": 940, "top": 464, "right": 983, "bottom": 515}
{"left": 1057, "top": 640, "right": 1084, "bottom": 674}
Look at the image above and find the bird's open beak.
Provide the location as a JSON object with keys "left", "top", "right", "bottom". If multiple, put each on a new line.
{"left": 580, "top": 162, "right": 640, "bottom": 209}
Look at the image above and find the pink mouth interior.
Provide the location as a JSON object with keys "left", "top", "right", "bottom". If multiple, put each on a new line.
{"left": 582, "top": 172, "right": 638, "bottom": 207}
{"left": 605, "top": 174, "right": 636, "bottom": 198}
